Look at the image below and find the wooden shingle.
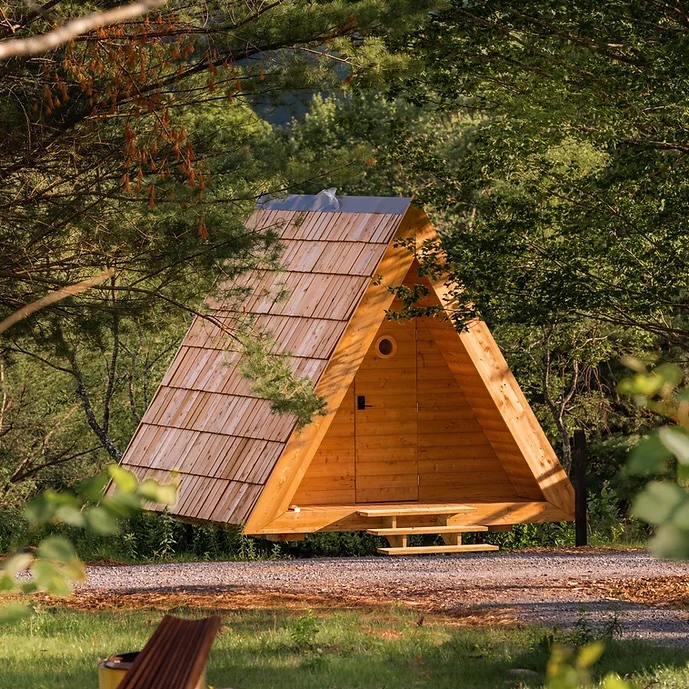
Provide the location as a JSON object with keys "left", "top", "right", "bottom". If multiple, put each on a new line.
{"left": 119, "top": 198, "right": 412, "bottom": 525}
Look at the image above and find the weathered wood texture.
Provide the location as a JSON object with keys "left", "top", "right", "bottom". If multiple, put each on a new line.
{"left": 243, "top": 208, "right": 435, "bottom": 532}
{"left": 121, "top": 207, "right": 409, "bottom": 525}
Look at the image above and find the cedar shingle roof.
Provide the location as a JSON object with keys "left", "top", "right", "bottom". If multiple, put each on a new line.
{"left": 121, "top": 197, "right": 412, "bottom": 524}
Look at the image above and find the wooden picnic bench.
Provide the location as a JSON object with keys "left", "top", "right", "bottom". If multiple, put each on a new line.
{"left": 115, "top": 614, "right": 221, "bottom": 689}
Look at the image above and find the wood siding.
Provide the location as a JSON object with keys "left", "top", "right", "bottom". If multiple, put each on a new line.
{"left": 354, "top": 316, "right": 418, "bottom": 502}
{"left": 292, "top": 383, "right": 356, "bottom": 505}
{"left": 417, "top": 316, "right": 522, "bottom": 501}
{"left": 292, "top": 262, "right": 534, "bottom": 507}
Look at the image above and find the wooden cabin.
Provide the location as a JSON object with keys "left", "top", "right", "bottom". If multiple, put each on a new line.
{"left": 119, "top": 195, "right": 574, "bottom": 555}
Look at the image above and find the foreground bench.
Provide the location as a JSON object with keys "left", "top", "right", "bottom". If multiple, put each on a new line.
{"left": 117, "top": 614, "right": 221, "bottom": 689}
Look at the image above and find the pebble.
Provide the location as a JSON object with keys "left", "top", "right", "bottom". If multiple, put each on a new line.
{"left": 82, "top": 551, "right": 689, "bottom": 646}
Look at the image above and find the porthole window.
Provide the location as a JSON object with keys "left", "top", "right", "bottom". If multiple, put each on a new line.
{"left": 376, "top": 336, "right": 397, "bottom": 358}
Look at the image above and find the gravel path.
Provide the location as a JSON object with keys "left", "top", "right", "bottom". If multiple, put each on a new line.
{"left": 82, "top": 551, "right": 689, "bottom": 646}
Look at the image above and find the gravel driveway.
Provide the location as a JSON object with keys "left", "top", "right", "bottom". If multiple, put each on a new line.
{"left": 82, "top": 551, "right": 689, "bottom": 646}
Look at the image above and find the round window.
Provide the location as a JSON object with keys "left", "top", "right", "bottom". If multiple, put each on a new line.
{"left": 376, "top": 336, "right": 397, "bottom": 358}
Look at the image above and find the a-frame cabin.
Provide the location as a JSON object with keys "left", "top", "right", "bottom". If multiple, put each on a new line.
{"left": 120, "top": 195, "right": 574, "bottom": 554}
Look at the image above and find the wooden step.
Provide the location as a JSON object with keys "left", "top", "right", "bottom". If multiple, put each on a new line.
{"left": 367, "top": 525, "right": 489, "bottom": 536}
{"left": 377, "top": 544, "right": 499, "bottom": 556}
{"left": 357, "top": 504, "right": 476, "bottom": 518}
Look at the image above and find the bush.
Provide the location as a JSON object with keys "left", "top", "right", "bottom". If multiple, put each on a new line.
{"left": 2, "top": 511, "right": 280, "bottom": 563}
{"left": 0, "top": 509, "right": 28, "bottom": 553}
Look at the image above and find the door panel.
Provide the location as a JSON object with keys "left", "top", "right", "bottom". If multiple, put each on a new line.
{"left": 354, "top": 318, "right": 418, "bottom": 503}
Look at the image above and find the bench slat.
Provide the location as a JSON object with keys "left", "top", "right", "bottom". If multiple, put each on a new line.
{"left": 118, "top": 615, "right": 221, "bottom": 689}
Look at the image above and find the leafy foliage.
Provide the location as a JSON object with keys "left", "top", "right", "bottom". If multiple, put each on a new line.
{"left": 0, "top": 0, "right": 436, "bottom": 489}
{"left": 620, "top": 361, "right": 689, "bottom": 558}
{"left": 406, "top": 1, "right": 689, "bottom": 346}
{"left": 238, "top": 330, "right": 326, "bottom": 428}
{"left": 0, "top": 465, "right": 176, "bottom": 621}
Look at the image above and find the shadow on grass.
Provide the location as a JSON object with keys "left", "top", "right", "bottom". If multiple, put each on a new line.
{"left": 206, "top": 608, "right": 689, "bottom": 689}
{"left": 1, "top": 606, "right": 688, "bottom": 689}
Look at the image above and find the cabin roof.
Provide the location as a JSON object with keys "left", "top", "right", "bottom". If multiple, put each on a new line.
{"left": 120, "top": 196, "right": 413, "bottom": 524}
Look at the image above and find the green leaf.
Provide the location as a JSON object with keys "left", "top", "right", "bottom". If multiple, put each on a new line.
{"left": 54, "top": 504, "right": 85, "bottom": 528}
{"left": 60, "top": 558, "right": 86, "bottom": 582}
{"left": 30, "top": 560, "right": 72, "bottom": 597}
{"left": 2, "top": 552, "right": 33, "bottom": 578}
{"left": 620, "top": 356, "right": 646, "bottom": 373}
{"left": 627, "top": 433, "right": 673, "bottom": 476}
{"left": 618, "top": 372, "right": 665, "bottom": 398}
{"left": 108, "top": 465, "right": 138, "bottom": 493}
{"left": 0, "top": 603, "right": 31, "bottom": 625}
{"left": 0, "top": 574, "right": 16, "bottom": 592}
{"left": 85, "top": 505, "right": 120, "bottom": 536}
{"left": 575, "top": 641, "right": 604, "bottom": 669}
{"left": 35, "top": 536, "right": 78, "bottom": 564}
{"left": 670, "top": 499, "right": 689, "bottom": 529}
{"left": 23, "top": 495, "right": 56, "bottom": 526}
{"left": 75, "top": 471, "right": 110, "bottom": 502}
{"left": 137, "top": 479, "right": 178, "bottom": 506}
{"left": 631, "top": 481, "right": 687, "bottom": 525}
{"left": 659, "top": 427, "right": 689, "bottom": 464}
{"left": 648, "top": 523, "right": 689, "bottom": 560}
{"left": 655, "top": 363, "right": 683, "bottom": 387}
{"left": 44, "top": 489, "right": 78, "bottom": 506}
{"left": 24, "top": 490, "right": 80, "bottom": 527}
{"left": 100, "top": 491, "right": 142, "bottom": 518}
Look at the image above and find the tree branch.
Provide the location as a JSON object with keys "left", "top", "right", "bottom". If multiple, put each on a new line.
{"left": 0, "top": 0, "right": 167, "bottom": 59}
{"left": 61, "top": 338, "right": 122, "bottom": 461}
{"left": 10, "top": 445, "right": 100, "bottom": 485}
{"left": 0, "top": 268, "right": 116, "bottom": 337}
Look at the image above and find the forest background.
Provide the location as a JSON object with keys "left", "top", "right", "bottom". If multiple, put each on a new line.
{"left": 1, "top": 0, "right": 686, "bottom": 560}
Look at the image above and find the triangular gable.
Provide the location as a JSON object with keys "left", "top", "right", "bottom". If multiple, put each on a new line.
{"left": 291, "top": 267, "right": 529, "bottom": 507}
{"left": 249, "top": 242, "right": 573, "bottom": 533}
{"left": 424, "top": 271, "right": 574, "bottom": 516}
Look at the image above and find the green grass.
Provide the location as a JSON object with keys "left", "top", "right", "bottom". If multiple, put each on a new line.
{"left": 1, "top": 606, "right": 688, "bottom": 689}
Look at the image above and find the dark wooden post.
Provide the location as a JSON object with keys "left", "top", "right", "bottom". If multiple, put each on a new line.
{"left": 572, "top": 429, "right": 588, "bottom": 547}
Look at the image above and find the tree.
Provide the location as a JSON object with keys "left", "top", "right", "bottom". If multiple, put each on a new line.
{"left": 0, "top": 1, "right": 436, "bottom": 494}
{"left": 403, "top": 0, "right": 689, "bottom": 347}
{"left": 309, "top": 0, "right": 689, "bottom": 472}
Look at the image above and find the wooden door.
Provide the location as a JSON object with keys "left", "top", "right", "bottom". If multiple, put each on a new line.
{"left": 354, "top": 318, "right": 418, "bottom": 502}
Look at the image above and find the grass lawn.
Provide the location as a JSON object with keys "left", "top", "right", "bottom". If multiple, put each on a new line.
{"left": 1, "top": 605, "right": 688, "bottom": 689}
